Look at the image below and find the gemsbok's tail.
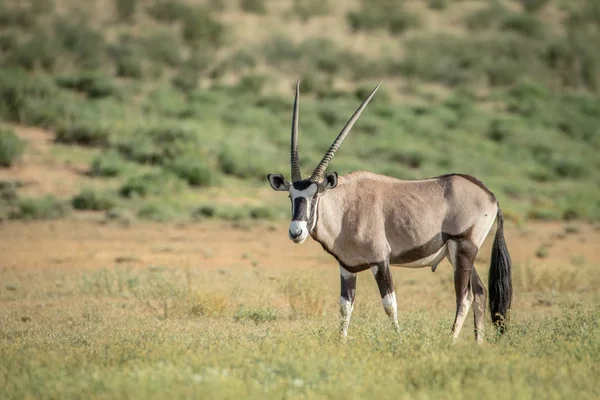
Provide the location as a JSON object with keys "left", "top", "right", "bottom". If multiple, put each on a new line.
{"left": 488, "top": 206, "right": 513, "bottom": 333}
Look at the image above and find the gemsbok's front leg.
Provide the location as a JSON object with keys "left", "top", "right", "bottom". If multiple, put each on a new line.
{"left": 339, "top": 265, "right": 357, "bottom": 337}
{"left": 371, "top": 260, "right": 400, "bottom": 333}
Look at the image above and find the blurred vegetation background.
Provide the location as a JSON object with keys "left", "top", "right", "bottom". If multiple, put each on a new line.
{"left": 0, "top": 0, "right": 599, "bottom": 223}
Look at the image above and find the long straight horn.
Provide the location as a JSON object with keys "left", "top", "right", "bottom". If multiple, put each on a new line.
{"left": 290, "top": 81, "right": 302, "bottom": 182}
{"left": 310, "top": 81, "right": 382, "bottom": 182}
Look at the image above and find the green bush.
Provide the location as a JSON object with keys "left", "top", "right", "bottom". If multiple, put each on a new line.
{"left": 0, "top": 129, "right": 26, "bottom": 167}
{"left": 116, "top": 0, "right": 138, "bottom": 21}
{"left": 72, "top": 189, "right": 117, "bottom": 211}
{"left": 55, "top": 72, "right": 116, "bottom": 99}
{"left": 55, "top": 122, "right": 110, "bottom": 147}
{"left": 12, "top": 196, "right": 71, "bottom": 220}
{"left": 240, "top": 0, "right": 266, "bottom": 14}
{"left": 291, "top": 0, "right": 329, "bottom": 22}
{"left": 142, "top": 31, "right": 182, "bottom": 66}
{"left": 217, "top": 143, "right": 277, "bottom": 180}
{"left": 137, "top": 203, "right": 180, "bottom": 221}
{"left": 147, "top": 0, "right": 190, "bottom": 23}
{"left": 89, "top": 151, "right": 126, "bottom": 177}
{"left": 347, "top": 0, "right": 421, "bottom": 35}
{"left": 53, "top": 16, "right": 105, "bottom": 69}
{"left": 117, "top": 125, "right": 198, "bottom": 165}
{"left": 119, "top": 172, "right": 184, "bottom": 198}
{"left": 108, "top": 34, "right": 145, "bottom": 78}
{"left": 172, "top": 66, "right": 200, "bottom": 93}
{"left": 181, "top": 7, "right": 227, "bottom": 48}
{"left": 165, "top": 158, "right": 216, "bottom": 187}
{"left": 6, "top": 29, "right": 60, "bottom": 72}
{"left": 0, "top": 68, "right": 59, "bottom": 124}
{"left": 522, "top": 0, "right": 550, "bottom": 13}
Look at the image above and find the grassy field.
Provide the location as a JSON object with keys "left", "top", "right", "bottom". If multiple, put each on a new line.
{"left": 1, "top": 219, "right": 600, "bottom": 399}
{"left": 1, "top": 0, "right": 600, "bottom": 398}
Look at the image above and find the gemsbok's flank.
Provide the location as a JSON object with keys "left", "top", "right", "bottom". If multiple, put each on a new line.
{"left": 267, "top": 82, "right": 513, "bottom": 342}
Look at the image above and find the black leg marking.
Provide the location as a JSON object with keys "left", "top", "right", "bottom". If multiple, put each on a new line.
{"left": 371, "top": 260, "right": 400, "bottom": 333}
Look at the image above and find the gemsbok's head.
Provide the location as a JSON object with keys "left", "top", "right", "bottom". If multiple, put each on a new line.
{"left": 267, "top": 81, "right": 381, "bottom": 244}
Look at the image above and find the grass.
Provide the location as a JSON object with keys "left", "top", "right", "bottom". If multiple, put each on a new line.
{"left": 1, "top": 255, "right": 599, "bottom": 399}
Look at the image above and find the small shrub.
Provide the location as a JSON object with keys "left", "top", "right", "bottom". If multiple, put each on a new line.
{"left": 249, "top": 206, "right": 275, "bottom": 220}
{"left": 12, "top": 196, "right": 71, "bottom": 220}
{"left": 137, "top": 203, "right": 179, "bottom": 221}
{"left": 181, "top": 7, "right": 227, "bottom": 48}
{"left": 72, "top": 189, "right": 117, "bottom": 211}
{"left": 262, "top": 36, "right": 301, "bottom": 67}
{"left": 0, "top": 181, "right": 19, "bottom": 203}
{"left": 552, "top": 159, "right": 587, "bottom": 179}
{"left": 6, "top": 29, "right": 60, "bottom": 72}
{"left": 240, "top": 0, "right": 266, "bottom": 15}
{"left": 0, "top": 68, "right": 58, "bottom": 123}
{"left": 53, "top": 16, "right": 106, "bottom": 69}
{"left": 147, "top": 0, "right": 190, "bottom": 23}
{"left": 117, "top": 125, "right": 198, "bottom": 165}
{"left": 291, "top": 0, "right": 329, "bottom": 22}
{"left": 521, "top": 0, "right": 550, "bottom": 13}
{"left": 119, "top": 172, "right": 184, "bottom": 198}
{"left": 347, "top": 0, "right": 421, "bottom": 35}
{"left": 192, "top": 205, "right": 216, "bottom": 219}
{"left": 116, "top": 0, "right": 138, "bottom": 21}
{"left": 217, "top": 144, "right": 275, "bottom": 180}
{"left": 535, "top": 245, "right": 549, "bottom": 259}
{"left": 172, "top": 66, "right": 200, "bottom": 93}
{"left": 500, "top": 13, "right": 545, "bottom": 39}
{"left": 89, "top": 152, "right": 126, "bottom": 177}
{"left": 0, "top": 129, "right": 26, "bottom": 167}
{"left": 165, "top": 158, "right": 216, "bottom": 187}
{"left": 55, "top": 122, "right": 110, "bottom": 148}
{"left": 142, "top": 31, "right": 182, "bottom": 67}
{"left": 428, "top": 0, "right": 446, "bottom": 10}
{"left": 234, "top": 306, "right": 278, "bottom": 324}
{"left": 55, "top": 73, "right": 116, "bottom": 99}
{"left": 143, "top": 87, "right": 191, "bottom": 118}
{"left": 108, "top": 34, "right": 145, "bottom": 78}
{"left": 189, "top": 291, "right": 230, "bottom": 317}
{"left": 234, "top": 73, "right": 267, "bottom": 94}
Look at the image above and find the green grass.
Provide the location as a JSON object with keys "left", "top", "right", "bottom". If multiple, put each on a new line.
{"left": 1, "top": 262, "right": 599, "bottom": 399}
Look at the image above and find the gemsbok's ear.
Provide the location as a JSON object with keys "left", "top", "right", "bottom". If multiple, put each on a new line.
{"left": 322, "top": 172, "right": 338, "bottom": 190}
{"left": 267, "top": 174, "right": 290, "bottom": 191}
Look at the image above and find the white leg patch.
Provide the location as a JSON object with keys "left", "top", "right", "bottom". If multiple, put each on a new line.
{"left": 340, "top": 296, "right": 354, "bottom": 337}
{"left": 370, "top": 265, "right": 378, "bottom": 276}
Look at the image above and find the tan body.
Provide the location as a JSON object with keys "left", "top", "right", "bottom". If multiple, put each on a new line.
{"left": 312, "top": 171, "right": 498, "bottom": 271}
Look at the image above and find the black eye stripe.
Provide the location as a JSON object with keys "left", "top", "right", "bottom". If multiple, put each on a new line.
{"left": 292, "top": 197, "right": 308, "bottom": 221}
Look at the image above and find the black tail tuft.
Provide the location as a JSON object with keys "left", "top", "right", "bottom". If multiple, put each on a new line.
{"left": 488, "top": 206, "right": 513, "bottom": 334}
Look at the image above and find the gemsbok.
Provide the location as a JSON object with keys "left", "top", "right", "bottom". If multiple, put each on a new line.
{"left": 267, "top": 82, "right": 512, "bottom": 342}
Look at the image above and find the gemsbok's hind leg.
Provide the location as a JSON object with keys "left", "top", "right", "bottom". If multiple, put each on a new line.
{"left": 447, "top": 240, "right": 477, "bottom": 342}
{"left": 339, "top": 265, "right": 357, "bottom": 337}
{"left": 471, "top": 266, "right": 487, "bottom": 343}
{"left": 371, "top": 260, "right": 400, "bottom": 333}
